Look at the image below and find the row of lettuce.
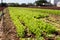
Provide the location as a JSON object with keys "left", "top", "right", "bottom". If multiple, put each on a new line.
{"left": 9, "top": 7, "right": 60, "bottom": 39}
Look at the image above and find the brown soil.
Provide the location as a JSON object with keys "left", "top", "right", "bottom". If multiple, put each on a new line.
{"left": 0, "top": 7, "right": 6, "bottom": 11}
{"left": 3, "top": 8, "right": 19, "bottom": 40}
{"left": 39, "top": 6, "right": 60, "bottom": 10}
{"left": 46, "top": 14, "right": 60, "bottom": 28}
{"left": 24, "top": 6, "right": 60, "bottom": 10}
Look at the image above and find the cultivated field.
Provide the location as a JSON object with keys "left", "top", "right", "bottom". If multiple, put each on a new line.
{"left": 8, "top": 7, "right": 60, "bottom": 40}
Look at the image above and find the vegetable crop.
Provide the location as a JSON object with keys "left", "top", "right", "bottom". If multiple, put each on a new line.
{"left": 9, "top": 7, "right": 57, "bottom": 39}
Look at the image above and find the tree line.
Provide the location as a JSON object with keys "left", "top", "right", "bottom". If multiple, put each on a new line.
{"left": 0, "top": 0, "right": 52, "bottom": 7}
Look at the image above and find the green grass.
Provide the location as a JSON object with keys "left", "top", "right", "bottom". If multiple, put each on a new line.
{"left": 9, "top": 7, "right": 59, "bottom": 39}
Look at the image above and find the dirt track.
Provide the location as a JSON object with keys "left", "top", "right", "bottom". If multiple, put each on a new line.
{"left": 0, "top": 7, "right": 19, "bottom": 40}
{"left": 3, "top": 8, "right": 19, "bottom": 40}
{"left": 0, "top": 7, "right": 6, "bottom": 11}
{"left": 25, "top": 6, "right": 60, "bottom": 10}
{"left": 39, "top": 6, "right": 60, "bottom": 10}
{"left": 0, "top": 13, "right": 5, "bottom": 40}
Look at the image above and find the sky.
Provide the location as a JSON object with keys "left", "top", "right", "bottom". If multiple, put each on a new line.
{"left": 0, "top": 0, "right": 37, "bottom": 4}
{"left": 0, "top": 0, "right": 51, "bottom": 4}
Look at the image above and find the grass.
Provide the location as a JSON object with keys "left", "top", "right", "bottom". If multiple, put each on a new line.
{"left": 9, "top": 7, "right": 60, "bottom": 40}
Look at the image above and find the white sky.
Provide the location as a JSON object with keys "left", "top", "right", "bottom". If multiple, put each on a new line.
{"left": 0, "top": 0, "right": 51, "bottom": 4}
{"left": 0, "top": 0, "right": 37, "bottom": 4}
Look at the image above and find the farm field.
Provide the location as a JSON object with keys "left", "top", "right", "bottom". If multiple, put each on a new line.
{"left": 8, "top": 7, "right": 60, "bottom": 40}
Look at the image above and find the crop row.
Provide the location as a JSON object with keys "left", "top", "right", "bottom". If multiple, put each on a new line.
{"left": 23, "top": 8, "right": 60, "bottom": 15}
{"left": 9, "top": 7, "right": 57, "bottom": 39}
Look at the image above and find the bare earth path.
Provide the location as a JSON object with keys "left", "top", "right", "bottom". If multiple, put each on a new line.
{"left": 3, "top": 8, "right": 19, "bottom": 40}
{"left": 0, "top": 14, "right": 5, "bottom": 40}
{"left": 0, "top": 8, "right": 19, "bottom": 40}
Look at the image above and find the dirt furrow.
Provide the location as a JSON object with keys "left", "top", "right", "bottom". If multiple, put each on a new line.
{"left": 3, "top": 8, "right": 19, "bottom": 40}
{"left": 0, "top": 13, "right": 6, "bottom": 40}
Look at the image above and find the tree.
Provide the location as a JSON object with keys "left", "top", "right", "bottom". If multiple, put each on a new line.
{"left": 27, "top": 3, "right": 34, "bottom": 6}
{"left": 35, "top": 0, "right": 47, "bottom": 6}
{"left": 8, "top": 3, "right": 20, "bottom": 7}
{"left": 0, "top": 2, "right": 8, "bottom": 7}
{"left": 0, "top": 0, "right": 8, "bottom": 7}
{"left": 20, "top": 3, "right": 27, "bottom": 7}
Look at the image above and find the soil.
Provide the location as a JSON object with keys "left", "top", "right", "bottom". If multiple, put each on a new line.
{"left": 24, "top": 6, "right": 60, "bottom": 10}
{"left": 38, "top": 6, "right": 60, "bottom": 10}
{"left": 46, "top": 14, "right": 60, "bottom": 28}
{"left": 0, "top": 7, "right": 6, "bottom": 11}
{"left": 3, "top": 8, "right": 19, "bottom": 40}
